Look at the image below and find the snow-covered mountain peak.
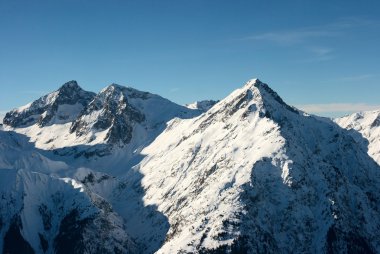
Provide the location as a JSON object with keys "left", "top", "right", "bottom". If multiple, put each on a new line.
{"left": 3, "top": 81, "right": 95, "bottom": 128}
{"left": 70, "top": 83, "right": 200, "bottom": 145}
{"left": 137, "top": 79, "right": 380, "bottom": 253}
{"left": 222, "top": 78, "right": 282, "bottom": 105}
{"left": 185, "top": 100, "right": 219, "bottom": 112}
{"left": 250, "top": 78, "right": 296, "bottom": 110}
{"left": 98, "top": 83, "right": 154, "bottom": 102}
{"left": 336, "top": 109, "right": 380, "bottom": 164}
{"left": 92, "top": 84, "right": 135, "bottom": 110}
{"left": 58, "top": 80, "right": 80, "bottom": 90}
{"left": 4, "top": 81, "right": 201, "bottom": 156}
{"left": 243, "top": 77, "right": 259, "bottom": 87}
{"left": 53, "top": 80, "right": 95, "bottom": 106}
{"left": 207, "top": 78, "right": 299, "bottom": 123}
{"left": 99, "top": 83, "right": 124, "bottom": 95}
{"left": 241, "top": 78, "right": 273, "bottom": 91}
{"left": 336, "top": 110, "right": 380, "bottom": 132}
{"left": 69, "top": 84, "right": 147, "bottom": 144}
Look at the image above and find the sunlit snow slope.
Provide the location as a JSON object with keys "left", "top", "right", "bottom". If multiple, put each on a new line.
{"left": 137, "top": 79, "right": 380, "bottom": 253}
{"left": 335, "top": 110, "right": 380, "bottom": 165}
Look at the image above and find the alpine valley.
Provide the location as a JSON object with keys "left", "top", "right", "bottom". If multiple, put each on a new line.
{"left": 1, "top": 79, "right": 380, "bottom": 254}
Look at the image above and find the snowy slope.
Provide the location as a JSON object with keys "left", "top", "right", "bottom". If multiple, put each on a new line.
{"left": 335, "top": 110, "right": 380, "bottom": 165}
{"left": 0, "top": 130, "right": 137, "bottom": 254}
{"left": 0, "top": 130, "right": 68, "bottom": 174}
{"left": 136, "top": 79, "right": 380, "bottom": 253}
{"left": 0, "top": 169, "right": 137, "bottom": 254}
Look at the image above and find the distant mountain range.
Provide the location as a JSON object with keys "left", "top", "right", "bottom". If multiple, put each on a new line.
{"left": 1, "top": 79, "right": 379, "bottom": 254}
{"left": 335, "top": 110, "right": 380, "bottom": 165}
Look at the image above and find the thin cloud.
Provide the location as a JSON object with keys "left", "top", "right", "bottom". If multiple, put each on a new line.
{"left": 310, "top": 47, "right": 333, "bottom": 56}
{"left": 20, "top": 90, "right": 47, "bottom": 95}
{"left": 242, "top": 17, "right": 379, "bottom": 46}
{"left": 246, "top": 30, "right": 337, "bottom": 45}
{"left": 239, "top": 17, "right": 379, "bottom": 63}
{"left": 298, "top": 47, "right": 335, "bottom": 63}
{"left": 170, "top": 87, "right": 180, "bottom": 93}
{"left": 297, "top": 103, "right": 380, "bottom": 114}
{"left": 328, "top": 17, "right": 380, "bottom": 30}
{"left": 336, "top": 74, "right": 376, "bottom": 82}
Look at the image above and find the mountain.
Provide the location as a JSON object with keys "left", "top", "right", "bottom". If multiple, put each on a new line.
{"left": 4, "top": 82, "right": 200, "bottom": 161}
{"left": 136, "top": 79, "right": 380, "bottom": 253}
{"left": 1, "top": 81, "right": 202, "bottom": 253}
{"left": 3, "top": 81, "right": 96, "bottom": 128}
{"left": 1, "top": 79, "right": 380, "bottom": 253}
{"left": 185, "top": 100, "right": 219, "bottom": 112}
{"left": 335, "top": 110, "right": 380, "bottom": 165}
{"left": 70, "top": 84, "right": 198, "bottom": 145}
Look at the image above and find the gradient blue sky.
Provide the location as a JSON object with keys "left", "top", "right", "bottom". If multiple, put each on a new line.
{"left": 1, "top": 0, "right": 379, "bottom": 119}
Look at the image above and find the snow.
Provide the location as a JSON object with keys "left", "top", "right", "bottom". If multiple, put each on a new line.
{"left": 61, "top": 177, "right": 85, "bottom": 192}
{"left": 133, "top": 79, "right": 380, "bottom": 252}
{"left": 185, "top": 100, "right": 218, "bottom": 112}
{"left": 0, "top": 135, "right": 137, "bottom": 253}
{"left": 4, "top": 123, "right": 107, "bottom": 149}
{"left": 16, "top": 102, "right": 33, "bottom": 112}
{"left": 335, "top": 110, "right": 380, "bottom": 165}
{"left": 134, "top": 81, "right": 282, "bottom": 252}
{"left": 53, "top": 103, "right": 86, "bottom": 123}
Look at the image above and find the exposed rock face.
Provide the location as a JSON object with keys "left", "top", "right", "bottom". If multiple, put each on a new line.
{"left": 68, "top": 83, "right": 200, "bottom": 146}
{"left": 3, "top": 216, "right": 35, "bottom": 254}
{"left": 3, "top": 81, "right": 96, "bottom": 128}
{"left": 70, "top": 84, "right": 146, "bottom": 144}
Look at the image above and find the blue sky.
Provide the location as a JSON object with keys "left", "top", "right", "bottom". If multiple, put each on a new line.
{"left": 1, "top": 0, "right": 379, "bottom": 119}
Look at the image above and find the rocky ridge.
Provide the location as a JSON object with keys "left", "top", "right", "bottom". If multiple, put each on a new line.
{"left": 3, "top": 81, "right": 96, "bottom": 128}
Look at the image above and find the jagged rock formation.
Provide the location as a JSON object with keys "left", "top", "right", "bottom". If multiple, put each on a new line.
{"left": 3, "top": 82, "right": 200, "bottom": 157}
{"left": 70, "top": 84, "right": 145, "bottom": 144}
{"left": 69, "top": 84, "right": 197, "bottom": 145}
{"left": 3, "top": 81, "right": 96, "bottom": 128}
